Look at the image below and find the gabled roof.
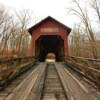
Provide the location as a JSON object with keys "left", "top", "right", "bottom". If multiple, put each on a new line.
{"left": 28, "top": 16, "right": 71, "bottom": 35}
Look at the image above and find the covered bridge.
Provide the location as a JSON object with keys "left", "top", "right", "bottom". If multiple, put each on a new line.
{"left": 28, "top": 16, "right": 71, "bottom": 61}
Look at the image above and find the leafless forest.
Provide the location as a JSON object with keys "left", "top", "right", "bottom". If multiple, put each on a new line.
{"left": 0, "top": 5, "right": 32, "bottom": 58}
{"left": 0, "top": 0, "right": 100, "bottom": 59}
{"left": 69, "top": 0, "right": 100, "bottom": 59}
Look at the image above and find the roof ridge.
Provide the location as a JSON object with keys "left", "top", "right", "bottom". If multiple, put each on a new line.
{"left": 28, "top": 16, "right": 71, "bottom": 35}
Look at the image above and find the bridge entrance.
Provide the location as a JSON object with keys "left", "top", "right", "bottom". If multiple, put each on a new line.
{"left": 28, "top": 16, "right": 71, "bottom": 61}
{"left": 35, "top": 35, "right": 64, "bottom": 61}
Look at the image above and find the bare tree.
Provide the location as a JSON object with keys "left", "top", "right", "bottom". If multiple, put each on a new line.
{"left": 0, "top": 6, "right": 13, "bottom": 57}
{"left": 69, "top": 0, "right": 99, "bottom": 59}
{"left": 0, "top": 5, "right": 32, "bottom": 58}
{"left": 14, "top": 9, "right": 32, "bottom": 57}
{"left": 90, "top": 0, "right": 100, "bottom": 23}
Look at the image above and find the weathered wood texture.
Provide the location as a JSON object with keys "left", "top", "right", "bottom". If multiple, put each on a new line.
{"left": 28, "top": 16, "right": 71, "bottom": 58}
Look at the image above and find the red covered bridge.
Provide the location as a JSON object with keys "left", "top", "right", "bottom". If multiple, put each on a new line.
{"left": 28, "top": 16, "right": 71, "bottom": 61}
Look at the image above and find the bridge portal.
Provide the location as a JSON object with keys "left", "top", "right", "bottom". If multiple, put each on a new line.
{"left": 28, "top": 16, "right": 71, "bottom": 61}
{"left": 36, "top": 35, "right": 64, "bottom": 61}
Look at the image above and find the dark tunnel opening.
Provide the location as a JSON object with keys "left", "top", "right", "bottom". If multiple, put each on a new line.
{"left": 35, "top": 35, "right": 64, "bottom": 61}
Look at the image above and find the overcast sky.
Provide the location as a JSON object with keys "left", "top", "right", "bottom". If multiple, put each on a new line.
{"left": 0, "top": 0, "right": 86, "bottom": 28}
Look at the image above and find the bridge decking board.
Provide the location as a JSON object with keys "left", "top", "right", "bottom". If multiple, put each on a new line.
{"left": 0, "top": 62, "right": 99, "bottom": 100}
